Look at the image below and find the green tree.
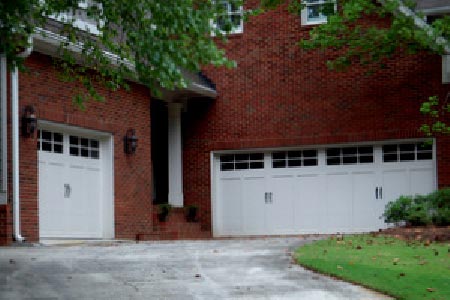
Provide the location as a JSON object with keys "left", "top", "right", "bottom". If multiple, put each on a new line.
{"left": 0, "top": 0, "right": 244, "bottom": 106}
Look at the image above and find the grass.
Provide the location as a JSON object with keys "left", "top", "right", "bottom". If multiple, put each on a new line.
{"left": 295, "top": 235, "right": 450, "bottom": 300}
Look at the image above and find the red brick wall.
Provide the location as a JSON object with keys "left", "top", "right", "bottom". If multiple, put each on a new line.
{"left": 1, "top": 52, "right": 153, "bottom": 244}
{"left": 183, "top": 2, "right": 450, "bottom": 232}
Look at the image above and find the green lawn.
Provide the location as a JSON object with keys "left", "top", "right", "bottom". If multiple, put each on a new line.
{"left": 295, "top": 235, "right": 450, "bottom": 300}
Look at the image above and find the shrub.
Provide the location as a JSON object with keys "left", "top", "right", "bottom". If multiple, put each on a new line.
{"left": 383, "top": 196, "right": 413, "bottom": 224}
{"left": 384, "top": 188, "right": 450, "bottom": 226}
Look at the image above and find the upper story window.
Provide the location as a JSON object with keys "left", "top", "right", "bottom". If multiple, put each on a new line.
{"left": 49, "top": 0, "right": 103, "bottom": 35}
{"left": 301, "top": 0, "right": 337, "bottom": 26}
{"left": 214, "top": 1, "right": 244, "bottom": 34}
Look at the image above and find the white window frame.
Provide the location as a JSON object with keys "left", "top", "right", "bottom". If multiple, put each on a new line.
{"left": 48, "top": 0, "right": 104, "bottom": 36}
{"left": 213, "top": 1, "right": 244, "bottom": 35}
{"left": 301, "top": 0, "right": 337, "bottom": 26}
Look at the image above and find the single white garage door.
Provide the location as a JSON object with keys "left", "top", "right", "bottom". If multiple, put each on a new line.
{"left": 214, "top": 141, "right": 435, "bottom": 236}
{"left": 38, "top": 127, "right": 110, "bottom": 238}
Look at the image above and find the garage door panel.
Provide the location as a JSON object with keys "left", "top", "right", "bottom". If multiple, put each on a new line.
{"left": 382, "top": 169, "right": 409, "bottom": 206}
{"left": 293, "top": 175, "right": 323, "bottom": 233}
{"left": 219, "top": 178, "right": 242, "bottom": 234}
{"left": 242, "top": 177, "right": 266, "bottom": 234}
{"left": 326, "top": 173, "right": 352, "bottom": 233}
{"left": 410, "top": 168, "right": 434, "bottom": 196}
{"left": 352, "top": 172, "right": 378, "bottom": 232}
{"left": 267, "top": 176, "right": 294, "bottom": 234}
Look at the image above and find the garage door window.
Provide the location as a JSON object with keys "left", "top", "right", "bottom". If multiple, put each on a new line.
{"left": 70, "top": 135, "right": 100, "bottom": 159}
{"left": 326, "top": 146, "right": 373, "bottom": 165}
{"left": 220, "top": 153, "right": 264, "bottom": 171}
{"left": 383, "top": 142, "right": 432, "bottom": 162}
{"left": 272, "top": 150, "right": 318, "bottom": 168}
{"left": 37, "top": 130, "right": 63, "bottom": 154}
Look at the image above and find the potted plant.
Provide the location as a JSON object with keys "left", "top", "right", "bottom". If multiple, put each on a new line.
{"left": 157, "top": 203, "right": 172, "bottom": 222}
{"left": 185, "top": 204, "right": 198, "bottom": 222}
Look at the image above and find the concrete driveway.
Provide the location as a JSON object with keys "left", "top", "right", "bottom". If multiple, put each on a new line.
{"left": 0, "top": 237, "right": 391, "bottom": 300}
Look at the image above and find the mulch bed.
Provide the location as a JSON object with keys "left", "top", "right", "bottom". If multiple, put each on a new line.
{"left": 376, "top": 226, "right": 450, "bottom": 242}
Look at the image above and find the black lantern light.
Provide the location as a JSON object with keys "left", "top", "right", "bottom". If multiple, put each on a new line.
{"left": 124, "top": 129, "right": 138, "bottom": 154}
{"left": 21, "top": 105, "right": 37, "bottom": 137}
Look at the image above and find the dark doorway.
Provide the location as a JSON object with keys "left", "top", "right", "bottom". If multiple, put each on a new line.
{"left": 151, "top": 99, "right": 168, "bottom": 204}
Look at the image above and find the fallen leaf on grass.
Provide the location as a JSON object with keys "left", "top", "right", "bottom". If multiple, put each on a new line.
{"left": 399, "top": 273, "right": 405, "bottom": 277}
{"left": 337, "top": 265, "right": 343, "bottom": 270}
{"left": 426, "top": 288, "right": 436, "bottom": 292}
{"left": 356, "top": 245, "right": 362, "bottom": 250}
{"left": 393, "top": 258, "right": 400, "bottom": 265}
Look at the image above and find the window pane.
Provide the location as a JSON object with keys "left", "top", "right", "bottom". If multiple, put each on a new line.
{"left": 288, "top": 151, "right": 302, "bottom": 159}
{"left": 359, "top": 155, "right": 374, "bottom": 163}
{"left": 417, "top": 152, "right": 432, "bottom": 160}
{"left": 343, "top": 156, "right": 357, "bottom": 164}
{"left": 400, "top": 153, "right": 415, "bottom": 161}
{"left": 249, "top": 153, "right": 263, "bottom": 160}
{"left": 358, "top": 146, "right": 373, "bottom": 155}
{"left": 42, "top": 130, "right": 52, "bottom": 141}
{"left": 272, "top": 160, "right": 286, "bottom": 168}
{"left": 327, "top": 148, "right": 340, "bottom": 157}
{"left": 90, "top": 140, "right": 99, "bottom": 149}
{"left": 384, "top": 153, "right": 398, "bottom": 162}
{"left": 70, "top": 147, "right": 79, "bottom": 156}
{"left": 272, "top": 152, "right": 285, "bottom": 160}
{"left": 70, "top": 136, "right": 79, "bottom": 145}
{"left": 383, "top": 145, "right": 397, "bottom": 153}
{"left": 288, "top": 159, "right": 302, "bottom": 167}
{"left": 42, "top": 142, "right": 52, "bottom": 152}
{"left": 399, "top": 144, "right": 415, "bottom": 152}
{"left": 220, "top": 155, "right": 234, "bottom": 163}
{"left": 81, "top": 148, "right": 89, "bottom": 157}
{"left": 417, "top": 143, "right": 432, "bottom": 151}
{"left": 303, "top": 150, "right": 317, "bottom": 158}
{"left": 342, "top": 147, "right": 357, "bottom": 156}
{"left": 80, "top": 138, "right": 89, "bottom": 147}
{"left": 54, "top": 144, "right": 63, "bottom": 154}
{"left": 235, "top": 162, "right": 249, "bottom": 170}
{"left": 221, "top": 163, "right": 234, "bottom": 171}
{"left": 327, "top": 157, "right": 340, "bottom": 165}
{"left": 303, "top": 159, "right": 318, "bottom": 166}
{"left": 53, "top": 133, "right": 63, "bottom": 143}
{"left": 250, "top": 161, "right": 264, "bottom": 169}
{"left": 235, "top": 153, "right": 249, "bottom": 161}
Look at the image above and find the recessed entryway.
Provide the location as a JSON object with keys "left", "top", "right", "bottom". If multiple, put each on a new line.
{"left": 212, "top": 140, "right": 436, "bottom": 236}
{"left": 38, "top": 122, "right": 114, "bottom": 239}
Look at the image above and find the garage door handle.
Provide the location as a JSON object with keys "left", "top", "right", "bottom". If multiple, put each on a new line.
{"left": 265, "top": 192, "right": 269, "bottom": 204}
{"left": 375, "top": 187, "right": 378, "bottom": 199}
{"left": 379, "top": 187, "right": 382, "bottom": 199}
{"left": 64, "top": 184, "right": 71, "bottom": 198}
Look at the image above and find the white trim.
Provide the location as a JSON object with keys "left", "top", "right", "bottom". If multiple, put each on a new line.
{"left": 168, "top": 103, "right": 184, "bottom": 207}
{"left": 210, "top": 152, "right": 217, "bottom": 236}
{"left": 301, "top": 0, "right": 337, "bottom": 26}
{"left": 0, "top": 54, "right": 7, "bottom": 204}
{"left": 212, "top": 1, "right": 244, "bottom": 35}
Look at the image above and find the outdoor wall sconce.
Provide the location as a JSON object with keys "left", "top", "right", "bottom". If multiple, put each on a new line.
{"left": 124, "top": 129, "right": 138, "bottom": 154}
{"left": 21, "top": 105, "right": 37, "bottom": 137}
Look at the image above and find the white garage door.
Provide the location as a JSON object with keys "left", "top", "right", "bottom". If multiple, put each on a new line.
{"left": 38, "top": 127, "right": 111, "bottom": 238}
{"left": 214, "top": 141, "right": 436, "bottom": 236}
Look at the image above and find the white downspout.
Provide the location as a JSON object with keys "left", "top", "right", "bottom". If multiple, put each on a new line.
{"left": 12, "top": 38, "right": 33, "bottom": 242}
{"left": 0, "top": 54, "right": 7, "bottom": 205}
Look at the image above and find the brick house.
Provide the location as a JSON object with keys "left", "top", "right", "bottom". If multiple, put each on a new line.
{"left": 0, "top": 1, "right": 449, "bottom": 245}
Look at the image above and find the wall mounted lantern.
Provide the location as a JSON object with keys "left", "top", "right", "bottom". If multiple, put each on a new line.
{"left": 21, "top": 105, "right": 37, "bottom": 137}
{"left": 124, "top": 129, "right": 138, "bottom": 154}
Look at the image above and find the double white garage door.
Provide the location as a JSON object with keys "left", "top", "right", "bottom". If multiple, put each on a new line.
{"left": 38, "top": 125, "right": 113, "bottom": 239}
{"left": 214, "top": 141, "right": 436, "bottom": 236}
